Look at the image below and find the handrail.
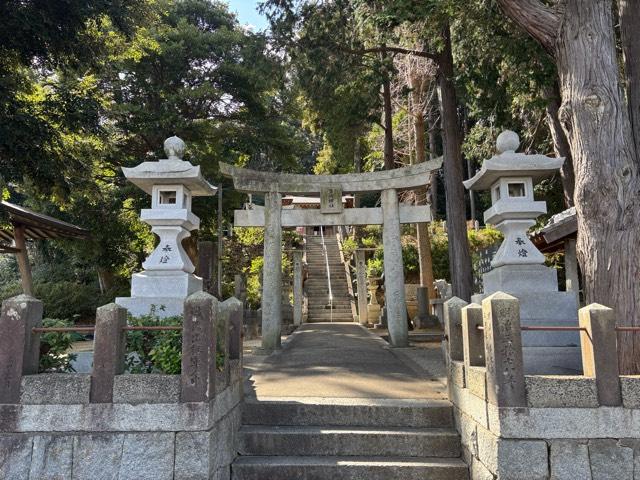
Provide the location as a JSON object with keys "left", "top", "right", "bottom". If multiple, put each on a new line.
{"left": 320, "top": 226, "right": 333, "bottom": 322}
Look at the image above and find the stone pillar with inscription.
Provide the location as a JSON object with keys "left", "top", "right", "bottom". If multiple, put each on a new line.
{"left": 381, "top": 188, "right": 408, "bottom": 347}
{"left": 464, "top": 130, "right": 580, "bottom": 374}
{"left": 261, "top": 191, "right": 283, "bottom": 352}
{"left": 355, "top": 250, "right": 368, "bottom": 325}
{"left": 116, "top": 137, "right": 217, "bottom": 318}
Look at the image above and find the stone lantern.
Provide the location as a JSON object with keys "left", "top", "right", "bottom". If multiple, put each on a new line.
{"left": 464, "top": 130, "right": 580, "bottom": 374}
{"left": 116, "top": 136, "right": 217, "bottom": 317}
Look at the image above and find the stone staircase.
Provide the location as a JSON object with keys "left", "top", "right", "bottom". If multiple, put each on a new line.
{"left": 232, "top": 398, "right": 469, "bottom": 479}
{"left": 304, "top": 234, "right": 354, "bottom": 323}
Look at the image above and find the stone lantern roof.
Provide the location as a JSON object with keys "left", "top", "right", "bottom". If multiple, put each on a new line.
{"left": 463, "top": 130, "right": 564, "bottom": 191}
{"left": 122, "top": 136, "right": 217, "bottom": 196}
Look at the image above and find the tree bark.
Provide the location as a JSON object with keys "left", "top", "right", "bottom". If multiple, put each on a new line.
{"left": 618, "top": 0, "right": 640, "bottom": 163}
{"left": 436, "top": 23, "right": 473, "bottom": 301}
{"left": 545, "top": 81, "right": 575, "bottom": 207}
{"left": 499, "top": 0, "right": 640, "bottom": 373}
{"left": 382, "top": 74, "right": 395, "bottom": 170}
{"left": 427, "top": 107, "right": 440, "bottom": 217}
{"left": 408, "top": 68, "right": 437, "bottom": 301}
{"left": 353, "top": 136, "right": 364, "bottom": 243}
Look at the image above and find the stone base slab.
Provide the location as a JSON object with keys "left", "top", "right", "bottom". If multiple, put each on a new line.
{"left": 482, "top": 264, "right": 558, "bottom": 294}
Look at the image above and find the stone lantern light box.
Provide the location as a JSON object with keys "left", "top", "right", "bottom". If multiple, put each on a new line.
{"left": 116, "top": 136, "right": 217, "bottom": 317}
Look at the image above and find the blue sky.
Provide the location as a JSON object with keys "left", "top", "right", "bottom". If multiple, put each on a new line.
{"left": 225, "top": 1, "right": 269, "bottom": 31}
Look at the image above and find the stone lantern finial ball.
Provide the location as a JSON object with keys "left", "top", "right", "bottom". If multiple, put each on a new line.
{"left": 164, "top": 136, "right": 185, "bottom": 160}
{"left": 496, "top": 130, "right": 520, "bottom": 154}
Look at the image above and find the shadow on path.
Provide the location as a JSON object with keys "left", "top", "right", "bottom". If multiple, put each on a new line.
{"left": 244, "top": 323, "right": 447, "bottom": 400}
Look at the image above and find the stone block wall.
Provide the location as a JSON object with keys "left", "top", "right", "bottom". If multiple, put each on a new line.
{"left": 444, "top": 293, "right": 640, "bottom": 479}
{"left": 1, "top": 364, "right": 242, "bottom": 479}
{"left": 0, "top": 293, "right": 245, "bottom": 480}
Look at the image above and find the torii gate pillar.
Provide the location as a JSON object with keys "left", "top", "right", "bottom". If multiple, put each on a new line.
{"left": 262, "top": 191, "right": 283, "bottom": 351}
{"left": 381, "top": 188, "right": 409, "bottom": 347}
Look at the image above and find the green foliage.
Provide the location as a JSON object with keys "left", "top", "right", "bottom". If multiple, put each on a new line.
{"left": 367, "top": 256, "right": 384, "bottom": 277}
{"left": 0, "top": 278, "right": 122, "bottom": 322}
{"left": 39, "top": 319, "right": 78, "bottom": 373}
{"left": 341, "top": 237, "right": 358, "bottom": 259}
{"left": 125, "top": 309, "right": 183, "bottom": 374}
{"left": 468, "top": 227, "right": 503, "bottom": 252}
{"left": 402, "top": 243, "right": 420, "bottom": 274}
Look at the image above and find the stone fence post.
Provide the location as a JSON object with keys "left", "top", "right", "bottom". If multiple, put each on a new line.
{"left": 181, "top": 292, "right": 218, "bottom": 402}
{"left": 0, "top": 295, "right": 43, "bottom": 404}
{"left": 579, "top": 303, "right": 621, "bottom": 406}
{"left": 444, "top": 297, "right": 468, "bottom": 362}
{"left": 91, "top": 303, "right": 127, "bottom": 403}
{"left": 482, "top": 292, "right": 526, "bottom": 407}
{"left": 462, "top": 303, "right": 485, "bottom": 367}
{"left": 226, "top": 297, "right": 243, "bottom": 361}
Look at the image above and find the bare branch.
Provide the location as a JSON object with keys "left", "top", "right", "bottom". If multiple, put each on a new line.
{"left": 339, "top": 45, "right": 439, "bottom": 62}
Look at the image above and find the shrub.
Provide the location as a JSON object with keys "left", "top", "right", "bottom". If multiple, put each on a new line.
{"left": 367, "top": 257, "right": 383, "bottom": 277}
{"left": 341, "top": 237, "right": 358, "bottom": 259}
{"left": 125, "top": 307, "right": 183, "bottom": 374}
{"left": 39, "top": 318, "right": 78, "bottom": 373}
{"left": 125, "top": 307, "right": 226, "bottom": 374}
{"left": 0, "top": 280, "right": 118, "bottom": 323}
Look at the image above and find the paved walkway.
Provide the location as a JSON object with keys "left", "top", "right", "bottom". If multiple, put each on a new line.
{"left": 244, "top": 323, "right": 447, "bottom": 400}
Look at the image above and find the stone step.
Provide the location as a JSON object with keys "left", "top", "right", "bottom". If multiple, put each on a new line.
{"left": 307, "top": 308, "right": 353, "bottom": 314}
{"left": 242, "top": 399, "right": 454, "bottom": 428}
{"left": 307, "top": 306, "right": 352, "bottom": 311}
{"left": 307, "top": 304, "right": 351, "bottom": 309}
{"left": 307, "top": 318, "right": 354, "bottom": 323}
{"left": 307, "top": 316, "right": 354, "bottom": 322}
{"left": 232, "top": 456, "right": 469, "bottom": 480}
{"left": 238, "top": 426, "right": 461, "bottom": 458}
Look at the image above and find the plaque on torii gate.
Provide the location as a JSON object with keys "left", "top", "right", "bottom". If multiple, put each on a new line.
{"left": 220, "top": 158, "right": 442, "bottom": 351}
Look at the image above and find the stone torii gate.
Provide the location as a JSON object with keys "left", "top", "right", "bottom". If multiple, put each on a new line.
{"left": 220, "top": 159, "right": 442, "bottom": 351}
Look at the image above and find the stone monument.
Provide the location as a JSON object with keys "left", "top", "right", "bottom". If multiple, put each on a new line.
{"left": 464, "top": 130, "right": 581, "bottom": 374}
{"left": 116, "top": 136, "right": 217, "bottom": 317}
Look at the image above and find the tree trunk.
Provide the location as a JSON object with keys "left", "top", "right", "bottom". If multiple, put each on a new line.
{"left": 545, "top": 81, "right": 575, "bottom": 207}
{"left": 427, "top": 108, "right": 440, "bottom": 217}
{"left": 436, "top": 23, "right": 473, "bottom": 301}
{"left": 618, "top": 0, "right": 640, "bottom": 163}
{"left": 499, "top": 0, "right": 640, "bottom": 373}
{"left": 97, "top": 267, "right": 115, "bottom": 293}
{"left": 353, "top": 136, "right": 364, "bottom": 243}
{"left": 409, "top": 69, "right": 437, "bottom": 300}
{"left": 382, "top": 68, "right": 395, "bottom": 170}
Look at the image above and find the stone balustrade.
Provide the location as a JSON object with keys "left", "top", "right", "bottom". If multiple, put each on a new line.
{"left": 0, "top": 292, "right": 244, "bottom": 480}
{"left": 443, "top": 292, "right": 640, "bottom": 480}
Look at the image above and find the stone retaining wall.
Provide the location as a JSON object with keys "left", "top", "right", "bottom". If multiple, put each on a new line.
{"left": 0, "top": 292, "right": 245, "bottom": 480}
{"left": 1, "top": 363, "right": 242, "bottom": 479}
{"left": 444, "top": 293, "right": 640, "bottom": 480}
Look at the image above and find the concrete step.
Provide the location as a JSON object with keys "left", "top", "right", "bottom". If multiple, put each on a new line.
{"left": 238, "top": 426, "right": 461, "bottom": 458}
{"left": 232, "top": 456, "right": 469, "bottom": 480}
{"left": 242, "top": 399, "right": 454, "bottom": 428}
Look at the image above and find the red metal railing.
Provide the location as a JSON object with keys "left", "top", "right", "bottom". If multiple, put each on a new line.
{"left": 32, "top": 325, "right": 182, "bottom": 334}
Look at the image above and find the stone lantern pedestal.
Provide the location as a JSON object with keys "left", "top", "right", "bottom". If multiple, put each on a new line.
{"left": 116, "top": 137, "right": 217, "bottom": 318}
{"left": 464, "top": 131, "right": 581, "bottom": 374}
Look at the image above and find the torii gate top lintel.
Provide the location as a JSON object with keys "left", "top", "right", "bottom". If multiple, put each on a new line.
{"left": 219, "top": 157, "right": 443, "bottom": 195}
